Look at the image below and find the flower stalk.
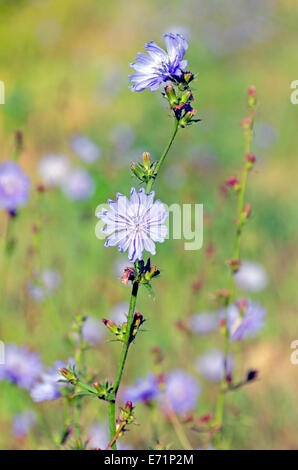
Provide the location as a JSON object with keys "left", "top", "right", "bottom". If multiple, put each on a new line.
{"left": 214, "top": 87, "right": 257, "bottom": 448}
{"left": 108, "top": 281, "right": 139, "bottom": 449}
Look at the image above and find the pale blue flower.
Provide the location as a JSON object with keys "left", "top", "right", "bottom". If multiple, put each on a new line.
{"left": 188, "top": 312, "right": 220, "bottom": 335}
{"left": 195, "top": 349, "right": 234, "bottom": 382}
{"left": 38, "top": 153, "right": 70, "bottom": 187}
{"left": 123, "top": 373, "right": 159, "bottom": 403}
{"left": 82, "top": 316, "right": 105, "bottom": 345}
{"left": 0, "top": 161, "right": 30, "bottom": 211}
{"left": 70, "top": 134, "right": 101, "bottom": 164}
{"left": 30, "top": 359, "right": 75, "bottom": 402}
{"left": 110, "top": 301, "right": 129, "bottom": 324}
{"left": 0, "top": 344, "right": 43, "bottom": 390}
{"left": 227, "top": 300, "right": 267, "bottom": 341}
{"left": 164, "top": 369, "right": 200, "bottom": 415}
{"left": 12, "top": 410, "right": 37, "bottom": 438}
{"left": 62, "top": 167, "right": 95, "bottom": 201}
{"left": 97, "top": 188, "right": 168, "bottom": 262}
{"left": 129, "top": 33, "right": 188, "bottom": 92}
{"left": 234, "top": 261, "right": 268, "bottom": 292}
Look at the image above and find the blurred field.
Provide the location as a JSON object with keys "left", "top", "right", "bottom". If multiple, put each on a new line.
{"left": 0, "top": 0, "right": 298, "bottom": 450}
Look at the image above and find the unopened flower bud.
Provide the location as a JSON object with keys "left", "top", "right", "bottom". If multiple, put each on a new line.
{"left": 246, "top": 153, "right": 256, "bottom": 170}
{"left": 248, "top": 86, "right": 257, "bottom": 108}
{"left": 180, "top": 89, "right": 193, "bottom": 105}
{"left": 15, "top": 130, "right": 23, "bottom": 154}
{"left": 121, "top": 267, "right": 135, "bottom": 285}
{"left": 58, "top": 367, "right": 77, "bottom": 385}
{"left": 242, "top": 203, "right": 251, "bottom": 219}
{"left": 125, "top": 401, "right": 133, "bottom": 411}
{"left": 217, "top": 289, "right": 230, "bottom": 301}
{"left": 228, "top": 258, "right": 241, "bottom": 273}
{"left": 238, "top": 298, "right": 247, "bottom": 314}
{"left": 240, "top": 117, "right": 252, "bottom": 130}
{"left": 165, "top": 85, "right": 178, "bottom": 107}
{"left": 246, "top": 369, "right": 258, "bottom": 382}
{"left": 142, "top": 151, "right": 151, "bottom": 170}
{"left": 102, "top": 318, "right": 118, "bottom": 335}
{"left": 144, "top": 264, "right": 160, "bottom": 281}
{"left": 179, "top": 108, "right": 197, "bottom": 128}
{"left": 183, "top": 72, "right": 194, "bottom": 84}
{"left": 226, "top": 175, "right": 240, "bottom": 191}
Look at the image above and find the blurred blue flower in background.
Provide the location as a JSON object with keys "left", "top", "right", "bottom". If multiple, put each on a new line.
{"left": 12, "top": 410, "right": 37, "bottom": 438}
{"left": 123, "top": 373, "right": 159, "bottom": 404}
{"left": 27, "top": 269, "right": 61, "bottom": 302}
{"left": 164, "top": 369, "right": 200, "bottom": 415}
{"left": 187, "top": 312, "right": 220, "bottom": 335}
{"left": 30, "top": 359, "right": 74, "bottom": 402}
{"left": 227, "top": 300, "right": 267, "bottom": 341}
{"left": 38, "top": 153, "right": 70, "bottom": 187}
{"left": 0, "top": 344, "right": 43, "bottom": 390}
{"left": 82, "top": 316, "right": 105, "bottom": 345}
{"left": 70, "top": 134, "right": 101, "bottom": 164}
{"left": 0, "top": 161, "right": 30, "bottom": 211}
{"left": 87, "top": 422, "right": 132, "bottom": 450}
{"left": 234, "top": 261, "right": 268, "bottom": 292}
{"left": 129, "top": 33, "right": 188, "bottom": 92}
{"left": 195, "top": 349, "right": 234, "bottom": 382}
{"left": 109, "top": 301, "right": 129, "bottom": 324}
{"left": 62, "top": 167, "right": 95, "bottom": 201}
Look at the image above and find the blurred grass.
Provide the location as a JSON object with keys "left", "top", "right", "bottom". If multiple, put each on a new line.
{"left": 0, "top": 0, "right": 298, "bottom": 450}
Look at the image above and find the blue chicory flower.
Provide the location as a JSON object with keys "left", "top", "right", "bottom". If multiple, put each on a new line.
{"left": 62, "top": 167, "right": 95, "bottom": 201}
{"left": 97, "top": 188, "right": 168, "bottom": 262}
{"left": 0, "top": 161, "right": 30, "bottom": 211}
{"left": 123, "top": 373, "right": 159, "bottom": 404}
{"left": 70, "top": 134, "right": 101, "bottom": 164}
{"left": 163, "top": 369, "right": 200, "bottom": 415}
{"left": 38, "top": 153, "right": 70, "bottom": 187}
{"left": 187, "top": 312, "right": 220, "bottom": 335}
{"left": 227, "top": 299, "right": 267, "bottom": 341}
{"left": 82, "top": 316, "right": 105, "bottom": 345}
{"left": 195, "top": 349, "right": 234, "bottom": 382}
{"left": 0, "top": 344, "right": 43, "bottom": 390}
{"left": 109, "top": 301, "right": 130, "bottom": 324}
{"left": 30, "top": 359, "right": 74, "bottom": 402}
{"left": 234, "top": 260, "right": 268, "bottom": 292}
{"left": 12, "top": 410, "right": 37, "bottom": 438}
{"left": 129, "top": 33, "right": 189, "bottom": 92}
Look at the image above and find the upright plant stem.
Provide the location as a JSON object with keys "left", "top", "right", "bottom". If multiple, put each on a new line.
{"left": 214, "top": 110, "right": 254, "bottom": 448}
{"left": 109, "top": 281, "right": 139, "bottom": 450}
{"left": 146, "top": 119, "right": 179, "bottom": 195}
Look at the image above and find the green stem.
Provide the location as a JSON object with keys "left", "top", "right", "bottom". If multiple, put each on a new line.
{"left": 214, "top": 113, "right": 254, "bottom": 448}
{"left": 146, "top": 119, "right": 179, "bottom": 195}
{"left": 109, "top": 281, "right": 139, "bottom": 450}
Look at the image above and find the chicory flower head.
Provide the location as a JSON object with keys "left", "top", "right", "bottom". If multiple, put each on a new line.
{"left": 70, "top": 134, "right": 101, "bottom": 164}
{"left": 38, "top": 153, "right": 70, "bottom": 187}
{"left": 97, "top": 188, "right": 168, "bottom": 262}
{"left": 12, "top": 410, "right": 37, "bottom": 438}
{"left": 227, "top": 299, "right": 267, "bottom": 341}
{"left": 163, "top": 369, "right": 200, "bottom": 415}
{"left": 30, "top": 359, "right": 75, "bottom": 402}
{"left": 0, "top": 161, "right": 30, "bottom": 211}
{"left": 187, "top": 312, "right": 220, "bottom": 335}
{"left": 82, "top": 316, "right": 105, "bottom": 345}
{"left": 234, "top": 260, "right": 268, "bottom": 292}
{"left": 129, "top": 33, "right": 189, "bottom": 92}
{"left": 195, "top": 349, "right": 234, "bottom": 382}
{"left": 123, "top": 373, "right": 159, "bottom": 404}
{"left": 0, "top": 344, "right": 43, "bottom": 390}
{"left": 62, "top": 167, "right": 95, "bottom": 201}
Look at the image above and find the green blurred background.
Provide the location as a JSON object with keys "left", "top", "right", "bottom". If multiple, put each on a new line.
{"left": 0, "top": 0, "right": 298, "bottom": 450}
